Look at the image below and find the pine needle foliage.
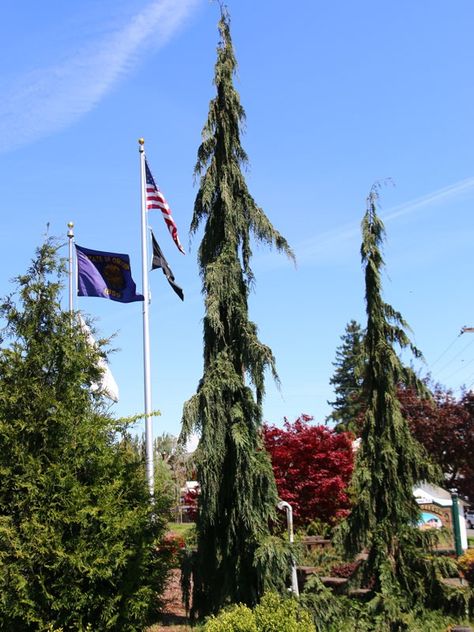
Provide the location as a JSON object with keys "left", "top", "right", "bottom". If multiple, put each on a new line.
{"left": 327, "top": 320, "right": 365, "bottom": 433}
{"left": 0, "top": 242, "right": 169, "bottom": 631}
{"left": 181, "top": 6, "right": 294, "bottom": 618}
{"left": 342, "top": 186, "right": 451, "bottom": 623}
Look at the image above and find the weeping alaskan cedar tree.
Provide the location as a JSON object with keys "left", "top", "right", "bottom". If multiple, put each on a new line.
{"left": 0, "top": 243, "right": 169, "bottom": 631}
{"left": 181, "top": 7, "right": 294, "bottom": 618}
{"left": 342, "top": 187, "right": 461, "bottom": 623}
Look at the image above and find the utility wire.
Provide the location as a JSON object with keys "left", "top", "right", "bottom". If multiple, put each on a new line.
{"left": 464, "top": 378, "right": 474, "bottom": 392}
{"left": 434, "top": 338, "right": 474, "bottom": 376}
{"left": 429, "top": 333, "right": 463, "bottom": 369}
{"left": 451, "top": 326, "right": 474, "bottom": 392}
{"left": 441, "top": 355, "right": 474, "bottom": 382}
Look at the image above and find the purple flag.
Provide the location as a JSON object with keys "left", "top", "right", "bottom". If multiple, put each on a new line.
{"left": 76, "top": 245, "right": 144, "bottom": 303}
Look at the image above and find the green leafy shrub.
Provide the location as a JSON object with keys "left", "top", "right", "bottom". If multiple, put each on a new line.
{"left": 156, "top": 532, "right": 186, "bottom": 569}
{"left": 330, "top": 560, "right": 360, "bottom": 578}
{"left": 254, "top": 592, "right": 315, "bottom": 631}
{"left": 201, "top": 593, "right": 315, "bottom": 632}
{"left": 297, "top": 539, "right": 340, "bottom": 573}
{"left": 304, "top": 519, "right": 333, "bottom": 538}
{"left": 202, "top": 604, "right": 257, "bottom": 632}
{"left": 458, "top": 549, "right": 474, "bottom": 585}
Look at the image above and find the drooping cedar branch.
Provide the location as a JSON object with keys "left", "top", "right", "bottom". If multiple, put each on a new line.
{"left": 342, "top": 186, "right": 452, "bottom": 624}
{"left": 181, "top": 6, "right": 294, "bottom": 618}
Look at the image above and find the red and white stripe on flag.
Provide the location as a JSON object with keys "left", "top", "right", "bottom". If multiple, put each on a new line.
{"left": 145, "top": 158, "right": 185, "bottom": 254}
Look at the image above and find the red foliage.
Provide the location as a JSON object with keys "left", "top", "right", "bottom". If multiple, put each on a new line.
{"left": 263, "top": 415, "right": 354, "bottom": 527}
{"left": 330, "top": 561, "right": 360, "bottom": 578}
{"left": 157, "top": 533, "right": 186, "bottom": 568}
{"left": 399, "top": 387, "right": 474, "bottom": 503}
{"left": 183, "top": 487, "right": 199, "bottom": 521}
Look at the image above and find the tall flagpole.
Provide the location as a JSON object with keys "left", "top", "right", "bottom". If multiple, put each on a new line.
{"left": 67, "top": 221, "right": 75, "bottom": 314}
{"left": 139, "top": 138, "right": 155, "bottom": 498}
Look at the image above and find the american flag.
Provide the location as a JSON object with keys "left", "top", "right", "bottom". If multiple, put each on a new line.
{"left": 145, "top": 158, "right": 184, "bottom": 254}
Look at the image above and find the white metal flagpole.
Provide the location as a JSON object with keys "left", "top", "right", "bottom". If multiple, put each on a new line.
{"left": 138, "top": 138, "right": 155, "bottom": 498}
{"left": 67, "top": 221, "right": 75, "bottom": 314}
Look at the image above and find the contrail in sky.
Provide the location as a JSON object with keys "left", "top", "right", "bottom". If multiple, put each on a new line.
{"left": 383, "top": 176, "right": 474, "bottom": 222}
{"left": 292, "top": 176, "right": 474, "bottom": 266}
{"left": 0, "top": 0, "right": 200, "bottom": 154}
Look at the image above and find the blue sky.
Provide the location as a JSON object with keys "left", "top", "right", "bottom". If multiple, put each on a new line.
{"left": 2, "top": 1, "right": 474, "bottom": 442}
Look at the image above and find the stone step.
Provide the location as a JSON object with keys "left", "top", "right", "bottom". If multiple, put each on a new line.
{"left": 347, "top": 588, "right": 372, "bottom": 601}
{"left": 302, "top": 536, "right": 332, "bottom": 550}
{"left": 297, "top": 567, "right": 375, "bottom": 597}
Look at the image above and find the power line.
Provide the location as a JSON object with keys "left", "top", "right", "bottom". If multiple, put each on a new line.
{"left": 448, "top": 327, "right": 474, "bottom": 393}
{"left": 442, "top": 355, "right": 474, "bottom": 382}
{"left": 429, "top": 333, "right": 463, "bottom": 369}
{"left": 434, "top": 338, "right": 474, "bottom": 376}
{"left": 461, "top": 372, "right": 474, "bottom": 390}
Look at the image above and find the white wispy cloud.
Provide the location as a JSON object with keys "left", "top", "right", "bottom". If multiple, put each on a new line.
{"left": 292, "top": 176, "right": 474, "bottom": 267}
{"left": 0, "top": 0, "right": 200, "bottom": 153}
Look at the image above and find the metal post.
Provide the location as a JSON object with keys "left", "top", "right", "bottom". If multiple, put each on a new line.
{"left": 277, "top": 500, "right": 299, "bottom": 596}
{"left": 138, "top": 138, "right": 154, "bottom": 498}
{"left": 451, "top": 493, "right": 463, "bottom": 556}
{"left": 67, "top": 222, "right": 75, "bottom": 314}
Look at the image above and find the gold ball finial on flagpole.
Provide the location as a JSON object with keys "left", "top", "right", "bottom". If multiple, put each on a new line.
{"left": 138, "top": 138, "right": 145, "bottom": 145}
{"left": 67, "top": 221, "right": 74, "bottom": 238}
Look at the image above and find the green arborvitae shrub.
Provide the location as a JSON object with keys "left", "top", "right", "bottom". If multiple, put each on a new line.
{"left": 181, "top": 5, "right": 294, "bottom": 619}
{"left": 0, "top": 242, "right": 170, "bottom": 631}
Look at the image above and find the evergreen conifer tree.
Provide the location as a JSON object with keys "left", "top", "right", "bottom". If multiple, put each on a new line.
{"left": 342, "top": 187, "right": 455, "bottom": 624}
{"left": 0, "top": 242, "right": 169, "bottom": 631}
{"left": 327, "top": 320, "right": 365, "bottom": 433}
{"left": 181, "top": 6, "right": 294, "bottom": 617}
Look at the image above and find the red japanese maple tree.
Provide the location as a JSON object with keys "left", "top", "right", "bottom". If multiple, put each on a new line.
{"left": 263, "top": 415, "right": 354, "bottom": 527}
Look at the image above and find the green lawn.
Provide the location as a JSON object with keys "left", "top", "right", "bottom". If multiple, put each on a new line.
{"left": 167, "top": 522, "right": 195, "bottom": 539}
